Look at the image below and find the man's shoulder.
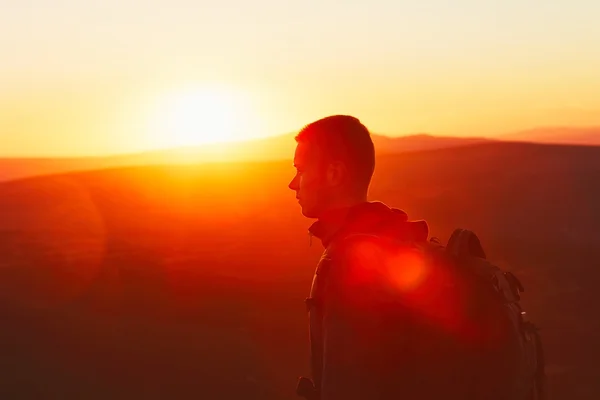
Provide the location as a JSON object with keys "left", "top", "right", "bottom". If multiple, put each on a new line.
{"left": 328, "top": 231, "right": 408, "bottom": 259}
{"left": 326, "top": 231, "right": 432, "bottom": 281}
{"left": 323, "top": 232, "right": 424, "bottom": 308}
{"left": 324, "top": 233, "right": 400, "bottom": 281}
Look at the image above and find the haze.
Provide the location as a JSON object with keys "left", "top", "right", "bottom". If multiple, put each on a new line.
{"left": 2, "top": 0, "right": 600, "bottom": 157}
{"left": 2, "top": 2, "right": 600, "bottom": 397}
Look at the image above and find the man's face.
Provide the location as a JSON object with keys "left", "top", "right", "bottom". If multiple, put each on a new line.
{"left": 288, "top": 141, "right": 331, "bottom": 219}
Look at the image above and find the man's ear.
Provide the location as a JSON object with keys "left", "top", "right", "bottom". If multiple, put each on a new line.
{"left": 326, "top": 161, "right": 348, "bottom": 187}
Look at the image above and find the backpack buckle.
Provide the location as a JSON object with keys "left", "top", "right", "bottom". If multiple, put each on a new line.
{"left": 305, "top": 297, "right": 318, "bottom": 312}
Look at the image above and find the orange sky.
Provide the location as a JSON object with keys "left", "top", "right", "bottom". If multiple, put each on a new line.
{"left": 1, "top": 0, "right": 599, "bottom": 157}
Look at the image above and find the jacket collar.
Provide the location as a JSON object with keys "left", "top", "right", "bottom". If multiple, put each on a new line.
{"left": 308, "top": 205, "right": 355, "bottom": 248}
{"left": 307, "top": 201, "right": 428, "bottom": 248}
{"left": 307, "top": 201, "right": 388, "bottom": 248}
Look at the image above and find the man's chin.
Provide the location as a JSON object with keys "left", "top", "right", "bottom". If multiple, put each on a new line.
{"left": 300, "top": 206, "right": 319, "bottom": 219}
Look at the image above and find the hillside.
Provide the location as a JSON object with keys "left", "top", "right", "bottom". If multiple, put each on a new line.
{"left": 371, "top": 133, "right": 492, "bottom": 153}
{"left": 0, "top": 141, "right": 599, "bottom": 399}
{"left": 0, "top": 133, "right": 490, "bottom": 182}
{"left": 503, "top": 126, "right": 600, "bottom": 146}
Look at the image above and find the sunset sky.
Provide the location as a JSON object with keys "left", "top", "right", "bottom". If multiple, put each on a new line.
{"left": 1, "top": 0, "right": 599, "bottom": 157}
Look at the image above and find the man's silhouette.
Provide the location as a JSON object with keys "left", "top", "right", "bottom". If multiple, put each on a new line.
{"left": 289, "top": 115, "right": 544, "bottom": 400}
{"left": 289, "top": 115, "right": 436, "bottom": 400}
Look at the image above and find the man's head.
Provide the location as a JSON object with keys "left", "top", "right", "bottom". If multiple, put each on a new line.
{"left": 288, "top": 115, "right": 375, "bottom": 219}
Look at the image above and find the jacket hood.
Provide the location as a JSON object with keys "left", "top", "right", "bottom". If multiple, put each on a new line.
{"left": 308, "top": 201, "right": 429, "bottom": 248}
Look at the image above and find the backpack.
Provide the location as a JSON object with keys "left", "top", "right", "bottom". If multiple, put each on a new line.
{"left": 423, "top": 228, "right": 546, "bottom": 400}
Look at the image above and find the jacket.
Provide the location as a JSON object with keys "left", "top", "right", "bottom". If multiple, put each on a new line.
{"left": 306, "top": 201, "right": 431, "bottom": 400}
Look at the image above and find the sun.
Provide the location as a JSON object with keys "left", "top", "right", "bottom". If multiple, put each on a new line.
{"left": 165, "top": 89, "right": 236, "bottom": 146}
{"left": 146, "top": 85, "right": 256, "bottom": 148}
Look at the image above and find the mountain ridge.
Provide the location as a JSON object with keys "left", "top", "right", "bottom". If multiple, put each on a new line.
{"left": 0, "top": 133, "right": 491, "bottom": 182}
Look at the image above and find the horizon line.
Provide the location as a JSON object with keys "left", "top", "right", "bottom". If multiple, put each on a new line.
{"left": 1, "top": 125, "right": 599, "bottom": 159}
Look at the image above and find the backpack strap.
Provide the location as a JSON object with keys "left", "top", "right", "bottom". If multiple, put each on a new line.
{"left": 447, "top": 228, "right": 486, "bottom": 259}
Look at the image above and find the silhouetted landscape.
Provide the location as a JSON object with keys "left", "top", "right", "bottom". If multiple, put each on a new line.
{"left": 0, "top": 132, "right": 493, "bottom": 182}
{"left": 502, "top": 127, "right": 600, "bottom": 145}
{"left": 1, "top": 140, "right": 599, "bottom": 399}
{"left": 4, "top": 127, "right": 598, "bottom": 184}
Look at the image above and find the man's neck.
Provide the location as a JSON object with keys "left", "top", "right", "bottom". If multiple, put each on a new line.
{"left": 320, "top": 196, "right": 367, "bottom": 219}
{"left": 309, "top": 198, "right": 368, "bottom": 247}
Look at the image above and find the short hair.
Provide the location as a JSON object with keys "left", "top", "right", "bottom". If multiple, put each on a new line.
{"left": 295, "top": 115, "right": 375, "bottom": 192}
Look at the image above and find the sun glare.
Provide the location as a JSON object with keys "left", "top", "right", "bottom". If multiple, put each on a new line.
{"left": 145, "top": 85, "right": 262, "bottom": 149}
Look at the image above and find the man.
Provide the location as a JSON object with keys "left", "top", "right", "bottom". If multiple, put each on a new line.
{"left": 289, "top": 115, "right": 543, "bottom": 400}
{"left": 289, "top": 115, "right": 436, "bottom": 400}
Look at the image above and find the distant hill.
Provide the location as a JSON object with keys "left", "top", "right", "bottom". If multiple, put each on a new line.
{"left": 0, "top": 155, "right": 132, "bottom": 185}
{"left": 0, "top": 133, "right": 491, "bottom": 182}
{"left": 502, "top": 126, "right": 600, "bottom": 146}
{"left": 372, "top": 133, "right": 491, "bottom": 153}
{"left": 0, "top": 140, "right": 599, "bottom": 399}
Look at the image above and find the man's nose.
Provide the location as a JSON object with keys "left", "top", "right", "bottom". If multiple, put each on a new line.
{"left": 288, "top": 176, "right": 298, "bottom": 191}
